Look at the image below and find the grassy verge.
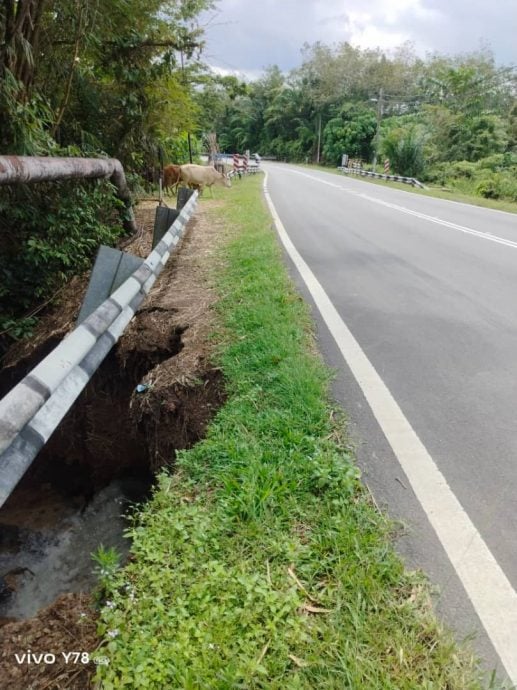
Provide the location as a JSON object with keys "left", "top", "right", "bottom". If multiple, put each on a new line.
{"left": 96, "top": 175, "right": 499, "bottom": 689}
{"left": 299, "top": 163, "right": 517, "bottom": 214}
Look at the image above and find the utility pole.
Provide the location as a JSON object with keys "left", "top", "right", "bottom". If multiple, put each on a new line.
{"left": 180, "top": 49, "right": 193, "bottom": 164}
{"left": 316, "top": 112, "right": 322, "bottom": 164}
{"left": 372, "top": 87, "right": 384, "bottom": 172}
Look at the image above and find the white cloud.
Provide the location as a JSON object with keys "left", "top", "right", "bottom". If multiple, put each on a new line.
{"left": 311, "top": 0, "right": 442, "bottom": 52}
{"left": 199, "top": 0, "right": 516, "bottom": 77}
{"left": 348, "top": 23, "right": 412, "bottom": 52}
{"left": 208, "top": 65, "right": 264, "bottom": 82}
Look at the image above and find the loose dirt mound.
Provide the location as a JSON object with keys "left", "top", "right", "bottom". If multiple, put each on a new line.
{"left": 0, "top": 198, "right": 227, "bottom": 689}
{"left": 119, "top": 199, "right": 225, "bottom": 469}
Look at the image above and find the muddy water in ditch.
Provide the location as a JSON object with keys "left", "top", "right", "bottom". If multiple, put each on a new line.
{"left": 0, "top": 474, "right": 152, "bottom": 620}
{"left": 0, "top": 288, "right": 224, "bottom": 624}
{"left": 0, "top": 339, "right": 168, "bottom": 623}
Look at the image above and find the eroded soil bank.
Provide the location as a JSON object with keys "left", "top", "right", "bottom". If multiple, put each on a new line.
{"left": 0, "top": 198, "right": 225, "bottom": 689}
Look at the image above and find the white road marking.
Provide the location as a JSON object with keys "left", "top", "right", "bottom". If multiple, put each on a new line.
{"left": 263, "top": 171, "right": 517, "bottom": 684}
{"left": 282, "top": 167, "right": 517, "bottom": 250}
{"left": 282, "top": 164, "right": 517, "bottom": 219}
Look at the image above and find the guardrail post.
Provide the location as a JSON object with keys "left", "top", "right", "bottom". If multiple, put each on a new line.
{"left": 177, "top": 187, "right": 194, "bottom": 210}
{"left": 76, "top": 246, "right": 144, "bottom": 324}
{"left": 153, "top": 206, "right": 180, "bottom": 248}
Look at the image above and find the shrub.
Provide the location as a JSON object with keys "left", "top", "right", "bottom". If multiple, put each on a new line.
{"left": 475, "top": 178, "right": 500, "bottom": 199}
{"left": 162, "top": 132, "right": 201, "bottom": 165}
{"left": 0, "top": 178, "right": 125, "bottom": 345}
{"left": 476, "top": 154, "right": 507, "bottom": 171}
{"left": 322, "top": 103, "right": 377, "bottom": 165}
{"left": 475, "top": 173, "right": 517, "bottom": 201}
{"left": 448, "top": 161, "right": 478, "bottom": 178}
{"left": 381, "top": 125, "right": 426, "bottom": 178}
{"left": 495, "top": 174, "right": 517, "bottom": 201}
{"left": 422, "top": 162, "right": 450, "bottom": 184}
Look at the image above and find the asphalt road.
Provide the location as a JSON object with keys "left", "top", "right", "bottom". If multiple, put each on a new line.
{"left": 263, "top": 162, "right": 517, "bottom": 684}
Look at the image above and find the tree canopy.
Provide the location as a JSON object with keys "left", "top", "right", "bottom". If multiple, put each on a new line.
{"left": 4, "top": 6, "right": 515, "bottom": 176}
{"left": 197, "top": 41, "right": 517, "bottom": 180}
{"left": 2, "top": 6, "right": 517, "bottom": 345}
{"left": 0, "top": 0, "right": 213, "bottom": 165}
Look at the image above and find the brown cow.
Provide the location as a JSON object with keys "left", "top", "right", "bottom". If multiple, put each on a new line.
{"left": 162, "top": 164, "right": 181, "bottom": 195}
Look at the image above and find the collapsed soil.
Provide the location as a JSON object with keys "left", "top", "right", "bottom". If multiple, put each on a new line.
{"left": 0, "top": 196, "right": 227, "bottom": 689}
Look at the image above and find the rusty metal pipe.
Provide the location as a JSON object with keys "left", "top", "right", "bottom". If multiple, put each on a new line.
{"left": 0, "top": 155, "right": 137, "bottom": 233}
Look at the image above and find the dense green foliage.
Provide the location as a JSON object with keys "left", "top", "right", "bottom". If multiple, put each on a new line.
{"left": 322, "top": 103, "right": 377, "bottom": 165}
{"left": 95, "top": 177, "right": 494, "bottom": 689}
{"left": 381, "top": 124, "right": 427, "bottom": 178}
{"left": 197, "top": 43, "right": 517, "bottom": 197}
{"left": 0, "top": 0, "right": 212, "bottom": 346}
{"left": 3, "top": 5, "right": 516, "bottom": 344}
{"left": 0, "top": 0, "right": 212, "bottom": 163}
{"left": 0, "top": 179, "right": 124, "bottom": 341}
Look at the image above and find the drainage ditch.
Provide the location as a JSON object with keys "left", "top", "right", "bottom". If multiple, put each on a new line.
{"left": 0, "top": 315, "right": 224, "bottom": 624}
{"left": 0, "top": 204, "right": 224, "bottom": 688}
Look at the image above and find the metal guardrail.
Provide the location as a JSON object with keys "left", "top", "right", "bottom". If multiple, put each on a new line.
{"left": 338, "top": 166, "right": 426, "bottom": 189}
{"left": 228, "top": 166, "right": 261, "bottom": 178}
{"left": 0, "top": 190, "right": 199, "bottom": 508}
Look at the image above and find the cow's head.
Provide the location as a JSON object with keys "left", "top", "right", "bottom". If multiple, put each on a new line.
{"left": 222, "top": 173, "right": 232, "bottom": 188}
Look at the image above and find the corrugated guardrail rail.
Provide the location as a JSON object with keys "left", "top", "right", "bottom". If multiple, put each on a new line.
{"left": 0, "top": 190, "right": 199, "bottom": 508}
{"left": 338, "top": 166, "right": 426, "bottom": 189}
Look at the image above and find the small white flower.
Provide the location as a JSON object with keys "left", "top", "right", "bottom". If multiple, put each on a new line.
{"left": 107, "top": 629, "right": 120, "bottom": 639}
{"left": 105, "top": 601, "right": 116, "bottom": 610}
{"left": 93, "top": 655, "right": 110, "bottom": 666}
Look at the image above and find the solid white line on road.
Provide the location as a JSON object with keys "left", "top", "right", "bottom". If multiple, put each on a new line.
{"left": 283, "top": 167, "right": 517, "bottom": 250}
{"left": 263, "top": 172, "right": 517, "bottom": 684}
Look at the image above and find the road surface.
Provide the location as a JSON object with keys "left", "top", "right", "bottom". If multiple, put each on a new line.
{"left": 263, "top": 162, "right": 517, "bottom": 685}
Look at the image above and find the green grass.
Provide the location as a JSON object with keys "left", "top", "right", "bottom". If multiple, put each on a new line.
{"left": 299, "top": 163, "right": 517, "bottom": 214}
{"left": 96, "top": 175, "right": 505, "bottom": 689}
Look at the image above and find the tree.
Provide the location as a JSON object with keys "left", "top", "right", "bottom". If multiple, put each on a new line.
{"left": 322, "top": 104, "right": 377, "bottom": 165}
{"left": 0, "top": 0, "right": 214, "bottom": 161}
{"left": 381, "top": 125, "right": 427, "bottom": 178}
{"left": 193, "top": 73, "right": 248, "bottom": 148}
{"left": 423, "top": 105, "right": 509, "bottom": 162}
{"left": 419, "top": 49, "right": 514, "bottom": 116}
{"left": 0, "top": 1, "right": 54, "bottom": 152}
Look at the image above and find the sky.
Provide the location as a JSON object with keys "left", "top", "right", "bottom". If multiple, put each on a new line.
{"left": 198, "top": 0, "right": 516, "bottom": 80}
